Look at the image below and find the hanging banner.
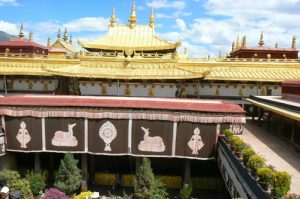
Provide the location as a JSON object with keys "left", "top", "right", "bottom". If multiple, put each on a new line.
{"left": 45, "top": 118, "right": 84, "bottom": 152}
{"left": 131, "top": 120, "right": 173, "bottom": 157}
{"left": 175, "top": 123, "right": 217, "bottom": 159}
{"left": 88, "top": 119, "right": 128, "bottom": 154}
{"left": 5, "top": 116, "right": 42, "bottom": 152}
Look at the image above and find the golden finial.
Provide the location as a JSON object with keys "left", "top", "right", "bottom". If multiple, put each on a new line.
{"left": 63, "top": 27, "right": 68, "bottom": 42}
{"left": 47, "top": 37, "right": 51, "bottom": 47}
{"left": 292, "top": 35, "right": 296, "bottom": 48}
{"left": 232, "top": 41, "right": 235, "bottom": 52}
{"left": 242, "top": 35, "right": 246, "bottom": 47}
{"left": 57, "top": 28, "right": 61, "bottom": 40}
{"left": 149, "top": 7, "right": 155, "bottom": 28}
{"left": 275, "top": 42, "right": 278, "bottom": 48}
{"left": 235, "top": 36, "right": 240, "bottom": 50}
{"left": 69, "top": 34, "right": 72, "bottom": 44}
{"left": 110, "top": 8, "right": 117, "bottom": 27}
{"left": 128, "top": 0, "right": 137, "bottom": 28}
{"left": 28, "top": 32, "right": 33, "bottom": 42}
{"left": 259, "top": 31, "right": 264, "bottom": 46}
{"left": 18, "top": 22, "right": 24, "bottom": 39}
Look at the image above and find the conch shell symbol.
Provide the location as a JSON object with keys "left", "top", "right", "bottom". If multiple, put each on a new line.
{"left": 16, "top": 121, "right": 31, "bottom": 148}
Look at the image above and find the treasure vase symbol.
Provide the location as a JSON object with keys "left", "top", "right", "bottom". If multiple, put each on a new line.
{"left": 16, "top": 121, "right": 31, "bottom": 148}
{"left": 99, "top": 121, "right": 117, "bottom": 151}
{"left": 188, "top": 127, "right": 204, "bottom": 155}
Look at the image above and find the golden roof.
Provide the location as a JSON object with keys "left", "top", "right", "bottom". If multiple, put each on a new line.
{"left": 51, "top": 39, "right": 78, "bottom": 54}
{"left": 78, "top": 24, "right": 180, "bottom": 51}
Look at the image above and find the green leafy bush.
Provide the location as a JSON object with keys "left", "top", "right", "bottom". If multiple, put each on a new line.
{"left": 0, "top": 170, "right": 33, "bottom": 199}
{"left": 54, "top": 153, "right": 82, "bottom": 196}
{"left": 242, "top": 147, "right": 256, "bottom": 166}
{"left": 224, "top": 129, "right": 234, "bottom": 141}
{"left": 180, "top": 184, "right": 193, "bottom": 199}
{"left": 257, "top": 167, "right": 273, "bottom": 184}
{"left": 233, "top": 137, "right": 247, "bottom": 153}
{"left": 271, "top": 171, "right": 291, "bottom": 198}
{"left": 75, "top": 191, "right": 93, "bottom": 199}
{"left": 247, "top": 155, "right": 265, "bottom": 176}
{"left": 25, "top": 171, "right": 46, "bottom": 196}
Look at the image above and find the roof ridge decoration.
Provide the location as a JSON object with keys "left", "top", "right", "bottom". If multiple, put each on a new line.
{"left": 292, "top": 35, "right": 296, "bottom": 49}
{"left": 18, "top": 23, "right": 24, "bottom": 39}
{"left": 110, "top": 8, "right": 117, "bottom": 27}
{"left": 128, "top": 0, "right": 137, "bottom": 29}
{"left": 259, "top": 31, "right": 264, "bottom": 47}
{"left": 149, "top": 7, "right": 155, "bottom": 28}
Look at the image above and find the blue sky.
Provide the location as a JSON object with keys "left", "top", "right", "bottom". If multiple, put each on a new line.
{"left": 1, "top": 0, "right": 300, "bottom": 57}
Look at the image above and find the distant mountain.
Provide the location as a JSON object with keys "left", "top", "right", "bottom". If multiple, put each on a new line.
{"left": 0, "top": 31, "right": 18, "bottom": 41}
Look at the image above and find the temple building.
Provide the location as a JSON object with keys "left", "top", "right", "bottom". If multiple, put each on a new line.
{"left": 0, "top": 2, "right": 299, "bottom": 196}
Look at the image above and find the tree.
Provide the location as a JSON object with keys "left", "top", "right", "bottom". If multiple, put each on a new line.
{"left": 134, "top": 157, "right": 168, "bottom": 199}
{"left": 54, "top": 153, "right": 81, "bottom": 196}
{"left": 25, "top": 171, "right": 46, "bottom": 196}
{"left": 0, "top": 170, "right": 33, "bottom": 199}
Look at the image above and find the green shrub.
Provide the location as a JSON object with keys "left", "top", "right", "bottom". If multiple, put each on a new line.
{"left": 0, "top": 170, "right": 33, "bottom": 199}
{"left": 271, "top": 171, "right": 291, "bottom": 198}
{"left": 242, "top": 147, "right": 256, "bottom": 166}
{"left": 230, "top": 136, "right": 239, "bottom": 150}
{"left": 247, "top": 155, "right": 265, "bottom": 176}
{"left": 180, "top": 184, "right": 193, "bottom": 199}
{"left": 233, "top": 138, "right": 247, "bottom": 153}
{"left": 54, "top": 153, "right": 82, "bottom": 196}
{"left": 257, "top": 167, "right": 274, "bottom": 184}
{"left": 224, "top": 129, "right": 234, "bottom": 140}
{"left": 25, "top": 171, "right": 46, "bottom": 196}
{"left": 75, "top": 191, "right": 93, "bottom": 199}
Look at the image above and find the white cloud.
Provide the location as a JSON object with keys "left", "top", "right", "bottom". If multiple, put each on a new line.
{"left": 0, "top": 20, "right": 17, "bottom": 34}
{"left": 64, "top": 17, "right": 109, "bottom": 32}
{"left": 175, "top": 18, "right": 186, "bottom": 31}
{"left": 156, "top": 11, "right": 192, "bottom": 19}
{"left": 146, "top": 0, "right": 186, "bottom": 9}
{"left": 0, "top": 0, "right": 18, "bottom": 6}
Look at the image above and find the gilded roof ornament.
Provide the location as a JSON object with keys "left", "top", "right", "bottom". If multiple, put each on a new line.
{"left": 28, "top": 32, "right": 33, "bottom": 42}
{"left": 110, "top": 8, "right": 117, "bottom": 27}
{"left": 69, "top": 34, "right": 73, "bottom": 44}
{"left": 242, "top": 35, "right": 246, "bottom": 47}
{"left": 235, "top": 36, "right": 240, "bottom": 50}
{"left": 275, "top": 42, "right": 278, "bottom": 48}
{"left": 149, "top": 7, "right": 155, "bottom": 28}
{"left": 292, "top": 35, "right": 296, "bottom": 49}
{"left": 128, "top": 1, "right": 137, "bottom": 29}
{"left": 259, "top": 31, "right": 264, "bottom": 46}
{"left": 63, "top": 27, "right": 68, "bottom": 42}
{"left": 18, "top": 22, "right": 24, "bottom": 39}
{"left": 232, "top": 41, "right": 235, "bottom": 52}
{"left": 47, "top": 37, "right": 51, "bottom": 47}
{"left": 57, "top": 28, "right": 61, "bottom": 40}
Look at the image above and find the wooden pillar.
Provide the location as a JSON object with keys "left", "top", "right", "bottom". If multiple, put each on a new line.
{"left": 89, "top": 155, "right": 95, "bottom": 186}
{"left": 34, "top": 153, "right": 41, "bottom": 172}
{"left": 183, "top": 159, "right": 191, "bottom": 186}
{"left": 49, "top": 153, "right": 54, "bottom": 183}
{"left": 258, "top": 107, "right": 262, "bottom": 126}
{"left": 81, "top": 154, "right": 88, "bottom": 191}
{"left": 291, "top": 120, "right": 296, "bottom": 143}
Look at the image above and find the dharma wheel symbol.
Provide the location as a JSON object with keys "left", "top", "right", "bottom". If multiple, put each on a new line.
{"left": 99, "top": 121, "right": 117, "bottom": 151}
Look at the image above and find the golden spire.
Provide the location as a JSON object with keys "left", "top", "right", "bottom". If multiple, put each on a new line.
{"left": 69, "top": 34, "right": 72, "bottom": 44}
{"left": 275, "top": 42, "right": 278, "bottom": 48}
{"left": 47, "top": 37, "right": 51, "bottom": 47}
{"left": 149, "top": 7, "right": 155, "bottom": 28}
{"left": 128, "top": 0, "right": 137, "bottom": 28}
{"left": 259, "top": 31, "right": 264, "bottom": 46}
{"left": 232, "top": 41, "right": 235, "bottom": 51}
{"left": 57, "top": 28, "right": 61, "bottom": 40}
{"left": 235, "top": 36, "right": 240, "bottom": 50}
{"left": 292, "top": 35, "right": 296, "bottom": 49}
{"left": 242, "top": 35, "right": 246, "bottom": 47}
{"left": 28, "top": 32, "right": 33, "bottom": 42}
{"left": 63, "top": 27, "right": 68, "bottom": 42}
{"left": 110, "top": 8, "right": 117, "bottom": 27}
{"left": 18, "top": 22, "right": 24, "bottom": 39}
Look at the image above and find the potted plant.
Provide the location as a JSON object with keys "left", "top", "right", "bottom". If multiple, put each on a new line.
{"left": 230, "top": 136, "right": 239, "bottom": 151}
{"left": 257, "top": 167, "right": 274, "bottom": 191}
{"left": 271, "top": 171, "right": 291, "bottom": 198}
{"left": 233, "top": 138, "right": 247, "bottom": 158}
{"left": 247, "top": 155, "right": 265, "bottom": 176}
{"left": 242, "top": 147, "right": 256, "bottom": 166}
{"left": 223, "top": 129, "right": 234, "bottom": 144}
{"left": 43, "top": 188, "right": 68, "bottom": 199}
